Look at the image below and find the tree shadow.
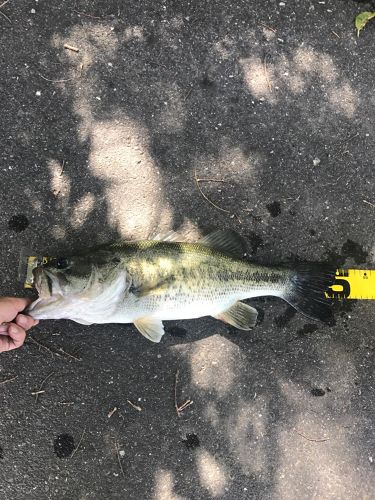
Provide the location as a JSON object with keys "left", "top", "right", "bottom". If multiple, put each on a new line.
{"left": 0, "top": 0, "right": 374, "bottom": 499}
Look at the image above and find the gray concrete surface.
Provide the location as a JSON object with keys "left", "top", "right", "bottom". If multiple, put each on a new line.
{"left": 0, "top": 0, "right": 374, "bottom": 498}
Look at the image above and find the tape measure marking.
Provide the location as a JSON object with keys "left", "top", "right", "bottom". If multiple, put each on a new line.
{"left": 325, "top": 269, "right": 375, "bottom": 300}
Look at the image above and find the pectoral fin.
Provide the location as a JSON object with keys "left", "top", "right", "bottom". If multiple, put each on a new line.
{"left": 132, "top": 278, "right": 173, "bottom": 298}
{"left": 214, "top": 302, "right": 258, "bottom": 330}
{"left": 134, "top": 317, "right": 165, "bottom": 342}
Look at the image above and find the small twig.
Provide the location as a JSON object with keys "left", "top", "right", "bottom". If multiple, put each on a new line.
{"left": 177, "top": 399, "right": 194, "bottom": 413}
{"left": 0, "top": 0, "right": 10, "bottom": 8}
{"left": 115, "top": 441, "right": 125, "bottom": 478}
{"left": 108, "top": 407, "right": 118, "bottom": 418}
{"left": 148, "top": 61, "right": 168, "bottom": 70}
{"left": 195, "top": 178, "right": 227, "bottom": 183}
{"left": 363, "top": 200, "right": 375, "bottom": 209}
{"left": 259, "top": 21, "right": 277, "bottom": 33}
{"left": 126, "top": 400, "right": 142, "bottom": 411}
{"left": 330, "top": 133, "right": 359, "bottom": 158}
{"left": 29, "top": 337, "right": 55, "bottom": 357}
{"left": 29, "top": 336, "right": 81, "bottom": 361}
{"left": 34, "top": 371, "right": 54, "bottom": 403}
{"left": 174, "top": 369, "right": 179, "bottom": 416}
{"left": 64, "top": 43, "right": 79, "bottom": 52}
{"left": 263, "top": 53, "right": 272, "bottom": 93}
{"left": 0, "top": 9, "right": 11, "bottom": 23}
{"left": 174, "top": 370, "right": 193, "bottom": 416}
{"left": 328, "top": 132, "right": 360, "bottom": 161}
{"left": 38, "top": 73, "right": 75, "bottom": 84}
{"left": 57, "top": 347, "right": 82, "bottom": 361}
{"left": 71, "top": 427, "right": 86, "bottom": 458}
{"left": 233, "top": 213, "right": 242, "bottom": 225}
{"left": 0, "top": 375, "right": 17, "bottom": 385}
{"left": 295, "top": 430, "right": 329, "bottom": 442}
{"left": 31, "top": 390, "right": 45, "bottom": 396}
{"left": 71, "top": 8, "right": 103, "bottom": 20}
{"left": 194, "top": 168, "right": 230, "bottom": 213}
{"left": 60, "top": 160, "right": 65, "bottom": 176}
{"left": 331, "top": 30, "right": 340, "bottom": 39}
{"left": 184, "top": 87, "right": 193, "bottom": 101}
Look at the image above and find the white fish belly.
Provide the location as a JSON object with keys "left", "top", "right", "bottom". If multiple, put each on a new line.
{"left": 122, "top": 287, "right": 283, "bottom": 322}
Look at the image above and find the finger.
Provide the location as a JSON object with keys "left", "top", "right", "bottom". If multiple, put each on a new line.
{"left": 0, "top": 324, "right": 9, "bottom": 334}
{"left": 16, "top": 314, "right": 39, "bottom": 331}
{"left": 0, "top": 297, "right": 32, "bottom": 323}
{"left": 6, "top": 323, "right": 26, "bottom": 350}
{"left": 0, "top": 297, "right": 31, "bottom": 311}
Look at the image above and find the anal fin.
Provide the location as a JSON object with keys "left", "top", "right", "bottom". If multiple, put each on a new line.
{"left": 134, "top": 317, "right": 165, "bottom": 342}
{"left": 214, "top": 302, "right": 258, "bottom": 330}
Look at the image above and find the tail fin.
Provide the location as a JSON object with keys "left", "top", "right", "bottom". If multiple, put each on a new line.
{"left": 283, "top": 264, "right": 335, "bottom": 323}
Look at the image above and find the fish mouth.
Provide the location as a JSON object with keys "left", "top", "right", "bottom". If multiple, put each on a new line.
{"left": 33, "top": 267, "right": 59, "bottom": 298}
{"left": 28, "top": 268, "right": 64, "bottom": 318}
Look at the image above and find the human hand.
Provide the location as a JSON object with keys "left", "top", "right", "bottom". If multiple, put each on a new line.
{"left": 0, "top": 297, "right": 39, "bottom": 352}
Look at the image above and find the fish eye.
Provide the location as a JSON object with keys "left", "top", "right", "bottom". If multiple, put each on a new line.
{"left": 56, "top": 257, "right": 69, "bottom": 269}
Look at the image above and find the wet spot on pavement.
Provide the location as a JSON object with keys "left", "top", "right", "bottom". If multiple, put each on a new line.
{"left": 183, "top": 433, "right": 200, "bottom": 449}
{"left": 325, "top": 240, "right": 368, "bottom": 267}
{"left": 310, "top": 388, "right": 325, "bottom": 397}
{"left": 266, "top": 201, "right": 281, "bottom": 217}
{"left": 8, "top": 214, "right": 29, "bottom": 232}
{"left": 297, "top": 324, "right": 318, "bottom": 337}
{"left": 54, "top": 434, "right": 75, "bottom": 458}
{"left": 200, "top": 74, "right": 215, "bottom": 88}
{"left": 341, "top": 239, "right": 368, "bottom": 264}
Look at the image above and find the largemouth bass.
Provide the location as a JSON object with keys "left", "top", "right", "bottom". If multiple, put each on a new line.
{"left": 28, "top": 230, "right": 334, "bottom": 342}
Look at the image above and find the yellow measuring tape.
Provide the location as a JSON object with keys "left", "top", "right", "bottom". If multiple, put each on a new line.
{"left": 325, "top": 269, "right": 375, "bottom": 300}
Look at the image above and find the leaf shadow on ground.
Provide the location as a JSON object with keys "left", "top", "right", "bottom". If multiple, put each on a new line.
{"left": 0, "top": 0, "right": 374, "bottom": 499}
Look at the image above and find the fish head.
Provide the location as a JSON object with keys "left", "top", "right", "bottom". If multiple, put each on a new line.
{"left": 33, "top": 256, "right": 92, "bottom": 299}
{"left": 28, "top": 254, "right": 126, "bottom": 320}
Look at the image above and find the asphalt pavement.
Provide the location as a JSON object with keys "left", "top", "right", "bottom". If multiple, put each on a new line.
{"left": 0, "top": 1, "right": 374, "bottom": 498}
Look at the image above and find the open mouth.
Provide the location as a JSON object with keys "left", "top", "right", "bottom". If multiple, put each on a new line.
{"left": 33, "top": 267, "right": 54, "bottom": 297}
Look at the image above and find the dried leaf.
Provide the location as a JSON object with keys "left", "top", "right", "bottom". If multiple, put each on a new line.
{"left": 355, "top": 11, "right": 375, "bottom": 36}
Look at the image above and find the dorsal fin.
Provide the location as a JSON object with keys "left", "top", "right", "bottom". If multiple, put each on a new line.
{"left": 198, "top": 230, "right": 247, "bottom": 258}
{"left": 150, "top": 230, "right": 181, "bottom": 242}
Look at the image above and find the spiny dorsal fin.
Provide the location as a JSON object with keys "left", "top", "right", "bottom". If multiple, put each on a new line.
{"left": 198, "top": 230, "right": 247, "bottom": 259}
{"left": 150, "top": 230, "right": 181, "bottom": 242}
{"left": 134, "top": 317, "right": 165, "bottom": 342}
{"left": 91, "top": 231, "right": 181, "bottom": 253}
{"left": 214, "top": 301, "right": 258, "bottom": 330}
